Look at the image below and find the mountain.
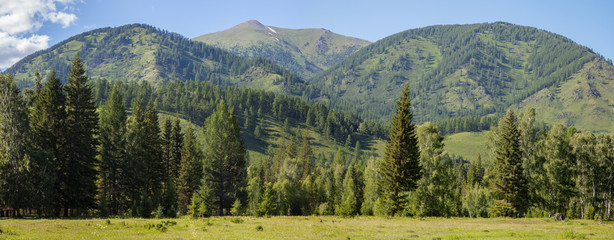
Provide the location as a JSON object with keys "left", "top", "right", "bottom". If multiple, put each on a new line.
{"left": 192, "top": 20, "right": 371, "bottom": 78}
{"left": 6, "top": 24, "right": 312, "bottom": 97}
{"left": 310, "top": 22, "right": 614, "bottom": 132}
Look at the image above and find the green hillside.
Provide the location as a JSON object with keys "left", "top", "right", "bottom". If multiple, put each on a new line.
{"left": 7, "top": 24, "right": 313, "bottom": 97}
{"left": 310, "top": 22, "right": 614, "bottom": 132}
{"left": 193, "top": 20, "right": 371, "bottom": 78}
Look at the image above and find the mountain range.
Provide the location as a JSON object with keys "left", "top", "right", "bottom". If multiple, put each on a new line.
{"left": 6, "top": 21, "right": 614, "bottom": 132}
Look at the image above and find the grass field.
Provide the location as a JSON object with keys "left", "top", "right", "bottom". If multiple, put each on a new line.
{"left": 444, "top": 131, "right": 490, "bottom": 162}
{"left": 0, "top": 216, "right": 612, "bottom": 239}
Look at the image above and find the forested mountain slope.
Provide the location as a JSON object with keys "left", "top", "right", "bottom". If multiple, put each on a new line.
{"left": 6, "top": 24, "right": 313, "bottom": 97}
{"left": 193, "top": 20, "right": 371, "bottom": 79}
{"left": 311, "top": 22, "right": 614, "bottom": 131}
{"left": 92, "top": 79, "right": 387, "bottom": 159}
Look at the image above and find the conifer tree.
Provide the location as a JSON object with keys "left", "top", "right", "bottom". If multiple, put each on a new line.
{"left": 143, "top": 101, "right": 164, "bottom": 196}
{"left": 492, "top": 108, "right": 527, "bottom": 216}
{"left": 338, "top": 164, "right": 358, "bottom": 216}
{"left": 30, "top": 71, "right": 65, "bottom": 216}
{"left": 379, "top": 83, "right": 421, "bottom": 217}
{"left": 361, "top": 156, "right": 381, "bottom": 216}
{"left": 124, "top": 97, "right": 147, "bottom": 213}
{"left": 0, "top": 73, "right": 32, "bottom": 216}
{"left": 97, "top": 85, "right": 127, "bottom": 215}
{"left": 177, "top": 123, "right": 202, "bottom": 215}
{"left": 64, "top": 53, "right": 99, "bottom": 214}
{"left": 201, "top": 100, "right": 247, "bottom": 215}
{"left": 297, "top": 131, "right": 313, "bottom": 180}
{"left": 170, "top": 116, "right": 183, "bottom": 182}
{"left": 162, "top": 118, "right": 173, "bottom": 177}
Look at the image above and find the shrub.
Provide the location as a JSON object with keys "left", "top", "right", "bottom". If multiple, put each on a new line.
{"left": 230, "top": 218, "right": 244, "bottom": 224}
{"left": 489, "top": 200, "right": 517, "bottom": 217}
{"left": 255, "top": 225, "right": 264, "bottom": 231}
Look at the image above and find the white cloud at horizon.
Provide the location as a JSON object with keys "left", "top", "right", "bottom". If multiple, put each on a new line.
{"left": 0, "top": 0, "right": 79, "bottom": 69}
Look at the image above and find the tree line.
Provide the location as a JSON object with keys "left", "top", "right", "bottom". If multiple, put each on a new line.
{"left": 1, "top": 57, "right": 612, "bottom": 219}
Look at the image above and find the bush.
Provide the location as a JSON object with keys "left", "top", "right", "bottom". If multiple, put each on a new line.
{"left": 161, "top": 220, "right": 177, "bottom": 226}
{"left": 255, "top": 225, "right": 263, "bottom": 231}
{"left": 230, "top": 218, "right": 244, "bottom": 224}
{"left": 489, "top": 200, "right": 517, "bottom": 217}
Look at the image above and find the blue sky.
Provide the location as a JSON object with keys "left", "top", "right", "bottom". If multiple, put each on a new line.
{"left": 2, "top": 0, "right": 613, "bottom": 69}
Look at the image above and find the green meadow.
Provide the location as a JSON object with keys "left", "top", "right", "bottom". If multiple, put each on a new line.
{"left": 1, "top": 216, "right": 612, "bottom": 239}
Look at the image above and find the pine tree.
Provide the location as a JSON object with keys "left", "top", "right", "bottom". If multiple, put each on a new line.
{"left": 63, "top": 53, "right": 99, "bottom": 215}
{"left": 338, "top": 164, "right": 358, "bottom": 216}
{"left": 201, "top": 100, "right": 247, "bottom": 215}
{"left": 162, "top": 118, "right": 173, "bottom": 178}
{"left": 379, "top": 83, "right": 421, "bottom": 217}
{"left": 170, "top": 116, "right": 183, "bottom": 182}
{"left": 30, "top": 71, "right": 65, "bottom": 216}
{"left": 97, "top": 85, "right": 127, "bottom": 215}
{"left": 467, "top": 154, "right": 484, "bottom": 187}
{"left": 0, "top": 73, "right": 32, "bottom": 216}
{"left": 492, "top": 108, "right": 527, "bottom": 216}
{"left": 124, "top": 97, "right": 147, "bottom": 214}
{"left": 162, "top": 178, "right": 177, "bottom": 217}
{"left": 297, "top": 131, "right": 313, "bottom": 180}
{"left": 177, "top": 123, "right": 202, "bottom": 215}
{"left": 143, "top": 101, "right": 164, "bottom": 196}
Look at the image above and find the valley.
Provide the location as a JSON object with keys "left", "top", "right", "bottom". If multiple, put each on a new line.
{"left": 1, "top": 14, "right": 613, "bottom": 240}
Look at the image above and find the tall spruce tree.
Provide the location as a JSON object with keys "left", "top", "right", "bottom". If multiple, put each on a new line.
{"left": 97, "top": 85, "right": 127, "bottom": 215}
{"left": 30, "top": 71, "right": 65, "bottom": 216}
{"left": 492, "top": 108, "right": 527, "bottom": 216}
{"left": 170, "top": 116, "right": 183, "bottom": 182}
{"left": 124, "top": 97, "right": 147, "bottom": 214}
{"left": 162, "top": 118, "right": 173, "bottom": 178}
{"left": 379, "top": 83, "right": 421, "bottom": 217}
{"left": 177, "top": 123, "right": 202, "bottom": 215}
{"left": 143, "top": 101, "right": 164, "bottom": 196}
{"left": 0, "top": 73, "right": 32, "bottom": 216}
{"left": 64, "top": 53, "right": 99, "bottom": 215}
{"left": 201, "top": 100, "right": 247, "bottom": 215}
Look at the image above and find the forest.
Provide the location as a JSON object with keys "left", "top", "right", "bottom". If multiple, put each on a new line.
{"left": 0, "top": 55, "right": 613, "bottom": 221}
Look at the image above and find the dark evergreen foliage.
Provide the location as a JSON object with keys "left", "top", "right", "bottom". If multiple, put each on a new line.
{"left": 379, "top": 84, "right": 421, "bottom": 216}
{"left": 492, "top": 109, "right": 527, "bottom": 216}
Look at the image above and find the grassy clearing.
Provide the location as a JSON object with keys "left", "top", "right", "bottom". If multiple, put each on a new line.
{"left": 0, "top": 216, "right": 611, "bottom": 239}
{"left": 444, "top": 131, "right": 489, "bottom": 162}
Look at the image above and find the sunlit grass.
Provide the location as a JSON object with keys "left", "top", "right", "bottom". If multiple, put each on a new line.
{"left": 0, "top": 216, "right": 611, "bottom": 239}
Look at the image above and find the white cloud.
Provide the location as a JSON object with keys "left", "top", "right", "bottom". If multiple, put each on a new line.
{"left": 48, "top": 11, "right": 77, "bottom": 28}
{"left": 0, "top": 32, "right": 49, "bottom": 68}
{"left": 0, "top": 0, "right": 78, "bottom": 68}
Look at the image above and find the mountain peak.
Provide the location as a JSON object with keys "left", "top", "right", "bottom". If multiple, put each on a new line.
{"left": 235, "top": 20, "right": 267, "bottom": 30}
{"left": 193, "top": 21, "right": 370, "bottom": 78}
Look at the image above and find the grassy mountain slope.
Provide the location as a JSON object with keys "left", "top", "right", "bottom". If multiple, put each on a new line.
{"left": 193, "top": 20, "right": 371, "bottom": 78}
{"left": 517, "top": 58, "right": 614, "bottom": 132}
{"left": 7, "top": 24, "right": 310, "bottom": 96}
{"left": 310, "top": 22, "right": 613, "bottom": 132}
